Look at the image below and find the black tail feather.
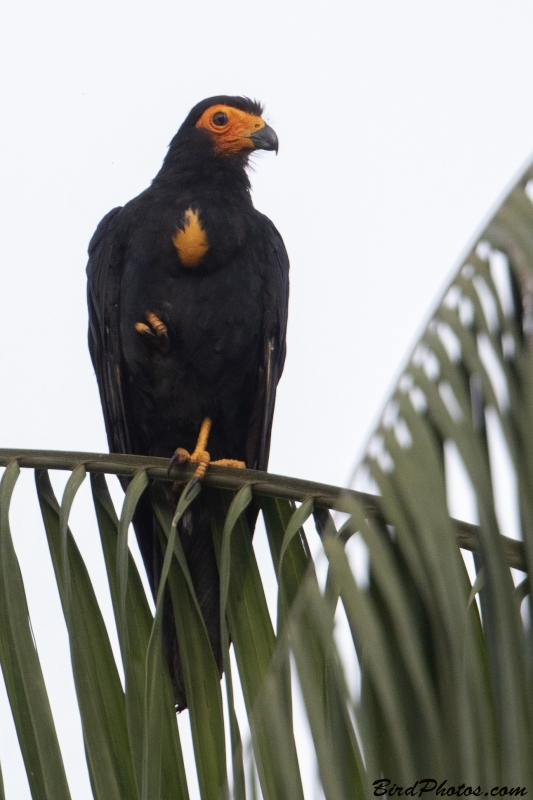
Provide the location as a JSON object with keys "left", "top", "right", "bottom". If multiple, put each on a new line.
{"left": 132, "top": 484, "right": 222, "bottom": 710}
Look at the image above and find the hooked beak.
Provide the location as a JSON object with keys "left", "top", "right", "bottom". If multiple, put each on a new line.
{"left": 249, "top": 123, "right": 279, "bottom": 154}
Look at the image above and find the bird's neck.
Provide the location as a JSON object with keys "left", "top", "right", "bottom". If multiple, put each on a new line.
{"left": 152, "top": 143, "right": 253, "bottom": 203}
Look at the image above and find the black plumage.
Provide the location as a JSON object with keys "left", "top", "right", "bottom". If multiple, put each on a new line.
{"left": 87, "top": 96, "right": 289, "bottom": 709}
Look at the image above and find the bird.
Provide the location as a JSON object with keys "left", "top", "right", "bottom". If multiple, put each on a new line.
{"left": 86, "top": 96, "right": 289, "bottom": 709}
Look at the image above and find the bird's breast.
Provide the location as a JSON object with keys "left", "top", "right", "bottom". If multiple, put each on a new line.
{"left": 120, "top": 196, "right": 267, "bottom": 378}
{"left": 121, "top": 242, "right": 263, "bottom": 380}
{"left": 172, "top": 207, "right": 210, "bottom": 268}
{"left": 167, "top": 255, "right": 263, "bottom": 365}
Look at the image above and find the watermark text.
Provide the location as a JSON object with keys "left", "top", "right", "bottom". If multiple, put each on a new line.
{"left": 373, "top": 780, "right": 527, "bottom": 798}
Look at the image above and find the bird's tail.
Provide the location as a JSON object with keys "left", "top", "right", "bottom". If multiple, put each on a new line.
{"left": 132, "top": 483, "right": 222, "bottom": 710}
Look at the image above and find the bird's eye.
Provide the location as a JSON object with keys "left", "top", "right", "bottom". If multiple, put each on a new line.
{"left": 212, "top": 112, "right": 229, "bottom": 127}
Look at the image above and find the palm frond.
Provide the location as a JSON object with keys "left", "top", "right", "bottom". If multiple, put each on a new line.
{"left": 1, "top": 160, "right": 533, "bottom": 797}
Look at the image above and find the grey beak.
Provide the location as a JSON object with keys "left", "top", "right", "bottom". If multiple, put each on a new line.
{"left": 249, "top": 123, "right": 279, "bottom": 154}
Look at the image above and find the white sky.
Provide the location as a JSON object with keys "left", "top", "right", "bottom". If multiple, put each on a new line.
{"left": 1, "top": 1, "right": 533, "bottom": 797}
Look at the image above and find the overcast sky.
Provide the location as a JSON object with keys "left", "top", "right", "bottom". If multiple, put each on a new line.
{"left": 2, "top": 1, "right": 533, "bottom": 797}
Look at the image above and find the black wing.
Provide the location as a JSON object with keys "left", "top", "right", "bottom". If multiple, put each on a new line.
{"left": 87, "top": 206, "right": 135, "bottom": 455}
{"left": 245, "top": 215, "right": 289, "bottom": 471}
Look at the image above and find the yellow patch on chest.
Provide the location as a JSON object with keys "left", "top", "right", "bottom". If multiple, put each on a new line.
{"left": 172, "top": 208, "right": 209, "bottom": 267}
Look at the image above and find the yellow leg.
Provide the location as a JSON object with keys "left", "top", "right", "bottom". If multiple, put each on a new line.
{"left": 190, "top": 418, "right": 212, "bottom": 460}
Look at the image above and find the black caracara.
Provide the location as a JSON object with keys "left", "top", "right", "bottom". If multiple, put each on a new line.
{"left": 87, "top": 96, "right": 289, "bottom": 709}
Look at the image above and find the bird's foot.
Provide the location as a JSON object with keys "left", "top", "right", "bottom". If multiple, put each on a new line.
{"left": 168, "top": 447, "right": 210, "bottom": 478}
{"left": 169, "top": 454, "right": 245, "bottom": 495}
{"left": 167, "top": 447, "right": 191, "bottom": 474}
{"left": 191, "top": 450, "right": 211, "bottom": 480}
{"left": 170, "top": 455, "right": 244, "bottom": 494}
{"left": 135, "top": 311, "right": 169, "bottom": 353}
{"left": 211, "top": 459, "right": 246, "bottom": 468}
{"left": 169, "top": 447, "right": 210, "bottom": 494}
{"left": 167, "top": 418, "right": 244, "bottom": 494}
{"left": 168, "top": 418, "right": 212, "bottom": 477}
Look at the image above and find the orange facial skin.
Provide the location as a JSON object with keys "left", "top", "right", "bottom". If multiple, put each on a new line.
{"left": 195, "top": 104, "right": 266, "bottom": 155}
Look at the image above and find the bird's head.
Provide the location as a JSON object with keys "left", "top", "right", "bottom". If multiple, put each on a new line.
{"left": 173, "top": 96, "right": 278, "bottom": 159}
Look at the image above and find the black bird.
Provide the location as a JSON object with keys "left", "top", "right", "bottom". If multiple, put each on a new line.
{"left": 87, "top": 96, "right": 289, "bottom": 709}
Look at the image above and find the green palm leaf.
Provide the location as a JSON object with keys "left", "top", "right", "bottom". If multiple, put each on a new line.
{"left": 1, "top": 158, "right": 533, "bottom": 796}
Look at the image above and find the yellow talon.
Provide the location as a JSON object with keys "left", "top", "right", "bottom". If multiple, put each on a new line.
{"left": 145, "top": 311, "right": 168, "bottom": 338}
{"left": 172, "top": 447, "right": 191, "bottom": 465}
{"left": 211, "top": 459, "right": 245, "bottom": 468}
{"left": 135, "top": 311, "right": 169, "bottom": 352}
